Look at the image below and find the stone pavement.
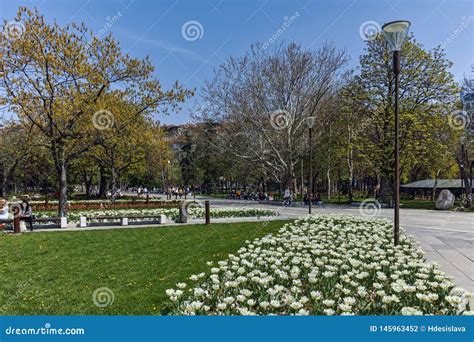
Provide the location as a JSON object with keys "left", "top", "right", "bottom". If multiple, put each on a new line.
{"left": 204, "top": 197, "right": 474, "bottom": 294}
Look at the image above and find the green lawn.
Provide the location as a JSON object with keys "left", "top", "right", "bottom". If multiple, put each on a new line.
{"left": 0, "top": 220, "right": 290, "bottom": 315}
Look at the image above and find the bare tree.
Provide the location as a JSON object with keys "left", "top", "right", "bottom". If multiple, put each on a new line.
{"left": 197, "top": 42, "right": 348, "bottom": 191}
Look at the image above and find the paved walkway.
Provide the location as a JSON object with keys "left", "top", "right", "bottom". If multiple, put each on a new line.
{"left": 205, "top": 197, "right": 474, "bottom": 294}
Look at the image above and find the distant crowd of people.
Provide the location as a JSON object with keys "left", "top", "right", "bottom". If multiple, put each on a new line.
{"left": 165, "top": 186, "right": 192, "bottom": 200}
{"left": 227, "top": 188, "right": 323, "bottom": 207}
{"left": 228, "top": 190, "right": 272, "bottom": 201}
{"left": 303, "top": 192, "right": 322, "bottom": 205}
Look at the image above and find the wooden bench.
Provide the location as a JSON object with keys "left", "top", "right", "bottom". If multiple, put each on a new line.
{"left": 78, "top": 214, "right": 167, "bottom": 227}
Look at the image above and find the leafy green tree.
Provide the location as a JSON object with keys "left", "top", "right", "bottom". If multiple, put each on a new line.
{"left": 0, "top": 7, "right": 192, "bottom": 215}
{"left": 356, "top": 35, "right": 458, "bottom": 202}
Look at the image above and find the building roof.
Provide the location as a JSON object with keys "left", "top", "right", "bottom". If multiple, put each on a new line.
{"left": 401, "top": 179, "right": 474, "bottom": 189}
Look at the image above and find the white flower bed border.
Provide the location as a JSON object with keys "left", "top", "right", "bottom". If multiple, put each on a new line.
{"left": 37, "top": 207, "right": 278, "bottom": 224}
{"left": 166, "top": 214, "right": 472, "bottom": 316}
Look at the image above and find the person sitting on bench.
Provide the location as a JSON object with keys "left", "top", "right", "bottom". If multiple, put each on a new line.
{"left": 20, "top": 196, "right": 34, "bottom": 231}
{"left": 0, "top": 198, "right": 9, "bottom": 230}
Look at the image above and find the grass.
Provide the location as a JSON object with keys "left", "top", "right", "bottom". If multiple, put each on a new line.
{"left": 0, "top": 220, "right": 291, "bottom": 315}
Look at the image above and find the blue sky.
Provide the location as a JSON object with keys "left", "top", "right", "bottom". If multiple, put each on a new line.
{"left": 1, "top": 0, "right": 473, "bottom": 124}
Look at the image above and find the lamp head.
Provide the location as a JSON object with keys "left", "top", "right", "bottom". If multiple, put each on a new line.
{"left": 382, "top": 20, "right": 411, "bottom": 52}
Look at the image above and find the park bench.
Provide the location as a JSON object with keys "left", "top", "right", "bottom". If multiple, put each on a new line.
{"left": 0, "top": 216, "right": 67, "bottom": 232}
{"left": 77, "top": 214, "right": 167, "bottom": 227}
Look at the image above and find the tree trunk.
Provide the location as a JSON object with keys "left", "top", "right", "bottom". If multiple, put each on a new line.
{"left": 327, "top": 167, "right": 331, "bottom": 200}
{"left": 462, "top": 171, "right": 472, "bottom": 207}
{"left": 347, "top": 148, "right": 354, "bottom": 203}
{"left": 1, "top": 165, "right": 7, "bottom": 198}
{"left": 431, "top": 170, "right": 440, "bottom": 201}
{"left": 378, "top": 175, "right": 391, "bottom": 204}
{"left": 98, "top": 167, "right": 109, "bottom": 199}
{"left": 84, "top": 172, "right": 93, "bottom": 199}
{"left": 57, "top": 146, "right": 68, "bottom": 217}
{"left": 110, "top": 157, "right": 117, "bottom": 201}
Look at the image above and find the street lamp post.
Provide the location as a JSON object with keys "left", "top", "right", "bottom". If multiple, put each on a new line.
{"left": 471, "top": 160, "right": 473, "bottom": 195}
{"left": 167, "top": 160, "right": 171, "bottom": 200}
{"left": 461, "top": 138, "right": 465, "bottom": 201}
{"left": 306, "top": 116, "right": 316, "bottom": 214}
{"left": 382, "top": 20, "right": 411, "bottom": 246}
{"left": 191, "top": 144, "right": 197, "bottom": 201}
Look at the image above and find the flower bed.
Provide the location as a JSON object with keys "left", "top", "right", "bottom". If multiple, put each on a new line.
{"left": 31, "top": 199, "right": 180, "bottom": 211}
{"left": 166, "top": 214, "right": 472, "bottom": 315}
{"left": 36, "top": 207, "right": 278, "bottom": 224}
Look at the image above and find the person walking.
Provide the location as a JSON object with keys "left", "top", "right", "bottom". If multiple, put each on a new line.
{"left": 284, "top": 188, "right": 292, "bottom": 206}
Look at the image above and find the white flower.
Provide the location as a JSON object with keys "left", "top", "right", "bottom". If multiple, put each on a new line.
{"left": 186, "top": 301, "right": 203, "bottom": 311}
{"left": 338, "top": 303, "right": 352, "bottom": 311}
{"left": 176, "top": 283, "right": 187, "bottom": 289}
{"left": 401, "top": 307, "right": 423, "bottom": 316}
{"left": 240, "top": 289, "right": 253, "bottom": 297}
{"left": 239, "top": 307, "right": 253, "bottom": 315}
{"left": 343, "top": 297, "right": 356, "bottom": 305}
{"left": 445, "top": 295, "right": 462, "bottom": 307}
{"left": 290, "top": 302, "right": 303, "bottom": 310}
{"left": 382, "top": 295, "right": 399, "bottom": 304}
{"left": 323, "top": 308, "right": 335, "bottom": 315}
{"left": 298, "top": 308, "right": 310, "bottom": 315}
{"left": 270, "top": 300, "right": 280, "bottom": 308}
{"left": 223, "top": 297, "right": 235, "bottom": 305}
{"left": 168, "top": 214, "right": 469, "bottom": 316}
{"left": 322, "top": 299, "right": 335, "bottom": 307}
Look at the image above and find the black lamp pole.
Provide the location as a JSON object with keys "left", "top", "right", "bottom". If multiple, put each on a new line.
{"left": 461, "top": 142, "right": 465, "bottom": 201}
{"left": 393, "top": 50, "right": 401, "bottom": 246}
{"left": 309, "top": 126, "right": 313, "bottom": 214}
{"left": 382, "top": 19, "right": 410, "bottom": 246}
